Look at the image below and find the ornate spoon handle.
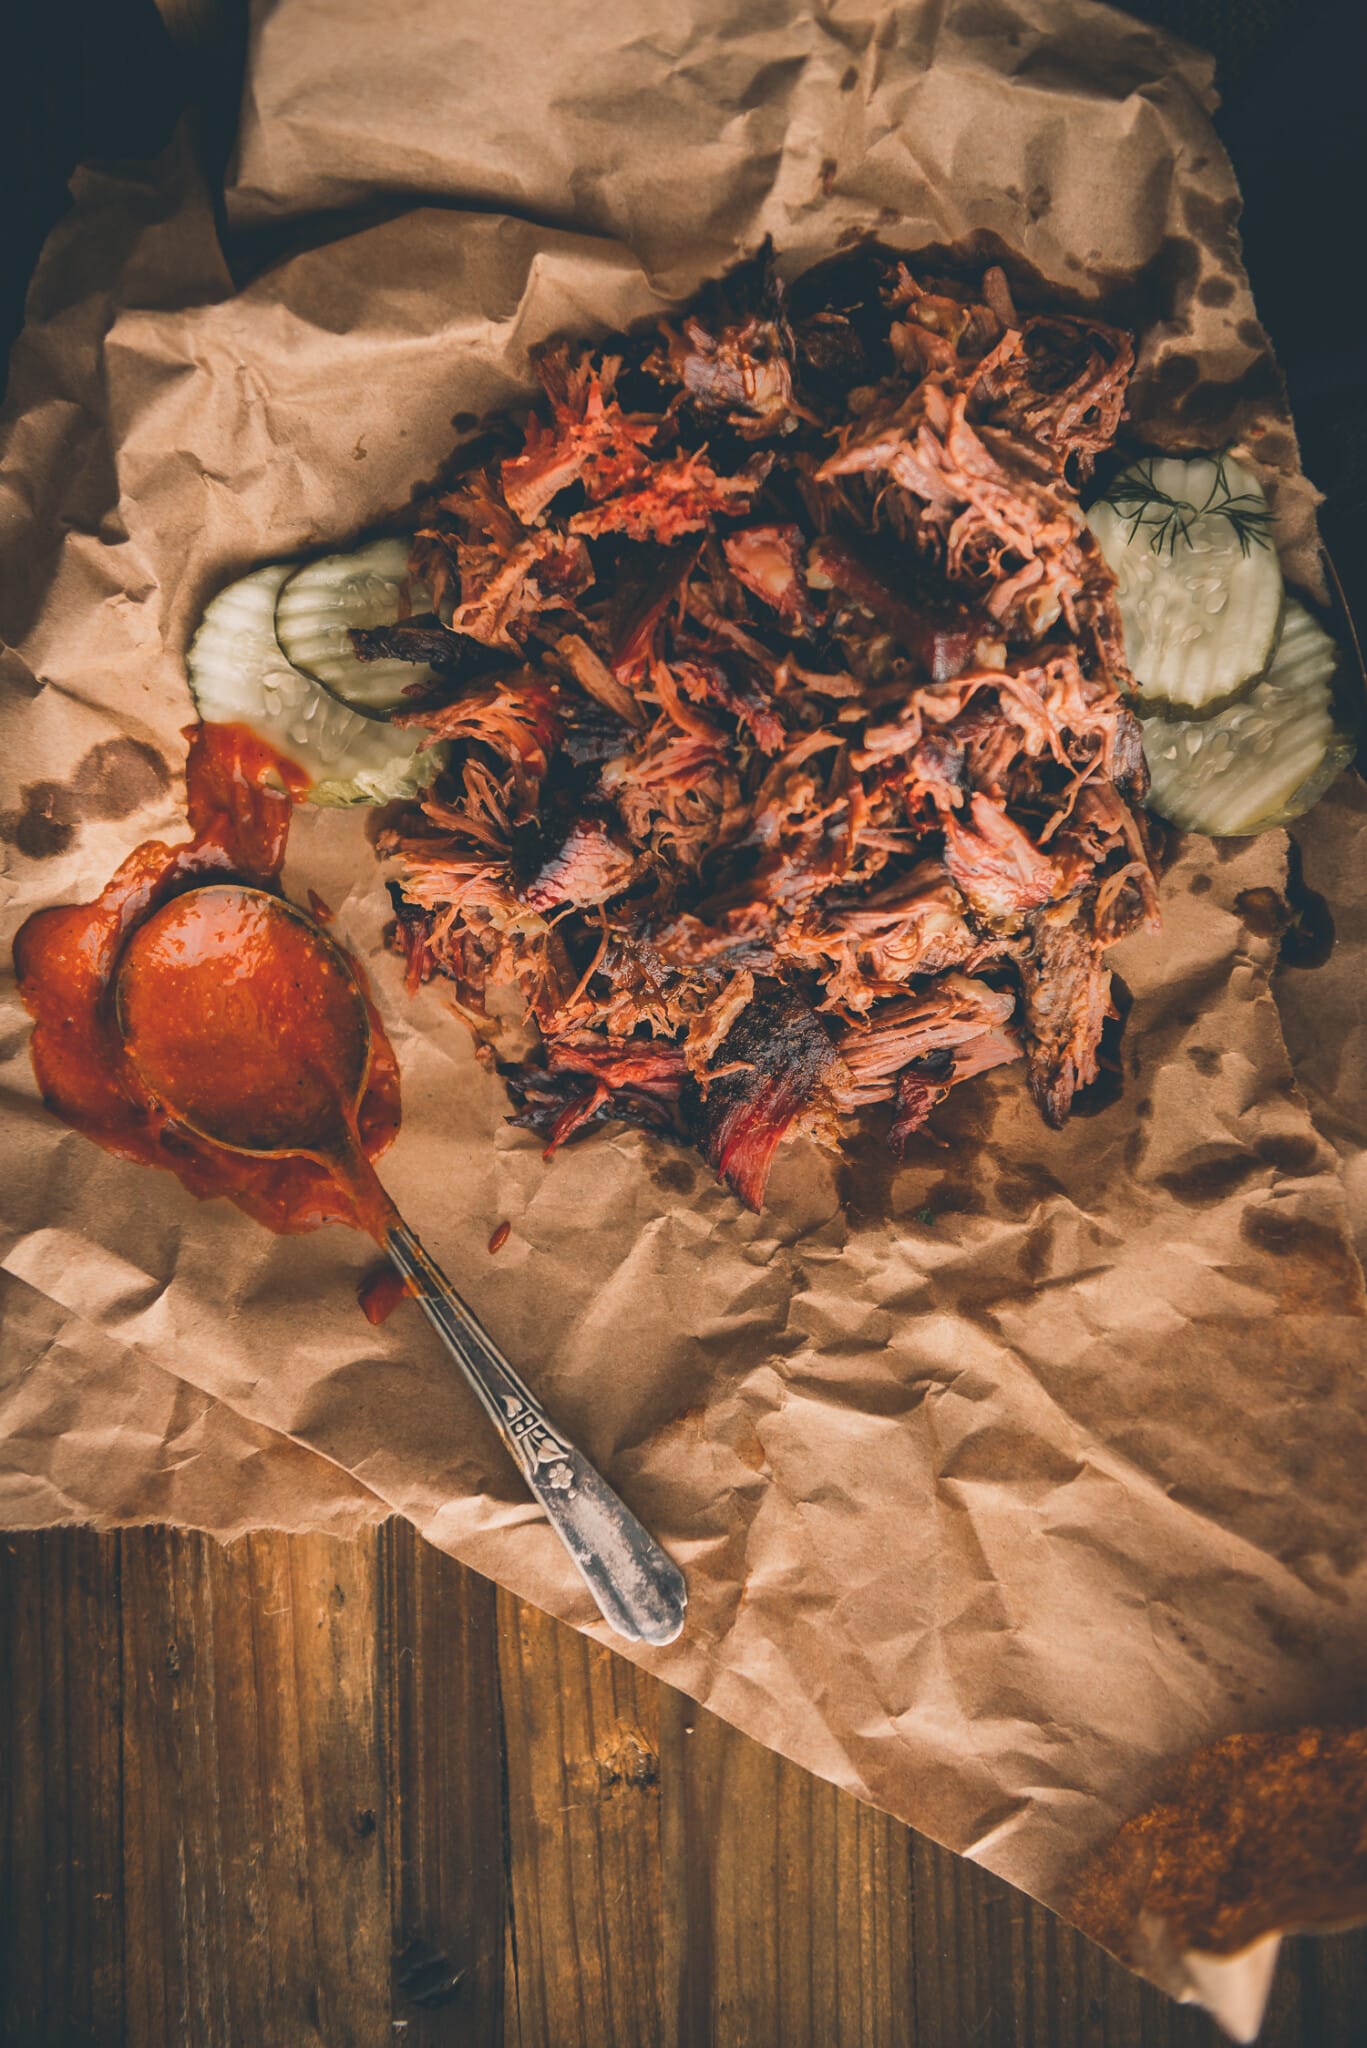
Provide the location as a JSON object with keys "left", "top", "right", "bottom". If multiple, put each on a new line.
{"left": 385, "top": 1220, "right": 687, "bottom": 1646}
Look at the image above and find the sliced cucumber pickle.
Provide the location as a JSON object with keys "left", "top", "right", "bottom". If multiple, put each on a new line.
{"left": 1141, "top": 600, "right": 1352, "bottom": 836}
{"left": 187, "top": 563, "right": 444, "bottom": 806}
{"left": 274, "top": 537, "right": 437, "bottom": 719}
{"left": 1088, "top": 454, "right": 1283, "bottom": 716}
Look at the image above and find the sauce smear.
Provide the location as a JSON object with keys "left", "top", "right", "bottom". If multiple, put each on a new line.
{"left": 14, "top": 723, "right": 400, "bottom": 1234}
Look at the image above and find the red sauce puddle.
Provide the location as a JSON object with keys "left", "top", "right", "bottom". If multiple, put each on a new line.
{"left": 13, "top": 723, "right": 401, "bottom": 1236}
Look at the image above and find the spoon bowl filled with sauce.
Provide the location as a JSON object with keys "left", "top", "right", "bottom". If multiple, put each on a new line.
{"left": 116, "top": 886, "right": 373, "bottom": 1163}
{"left": 115, "top": 880, "right": 686, "bottom": 1646}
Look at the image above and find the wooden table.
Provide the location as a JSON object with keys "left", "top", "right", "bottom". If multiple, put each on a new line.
{"left": 5, "top": 1524, "right": 1366, "bottom": 2046}
{"left": 4, "top": 2, "right": 1366, "bottom": 2041}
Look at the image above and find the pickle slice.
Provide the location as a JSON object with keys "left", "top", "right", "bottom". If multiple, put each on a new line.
{"left": 274, "top": 537, "right": 437, "bottom": 719}
{"left": 1140, "top": 601, "right": 1352, "bottom": 836}
{"left": 187, "top": 563, "right": 443, "bottom": 806}
{"left": 1088, "top": 455, "right": 1283, "bottom": 717}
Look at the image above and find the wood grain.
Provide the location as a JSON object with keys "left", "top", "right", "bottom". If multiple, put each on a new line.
{"left": 117, "top": 1529, "right": 390, "bottom": 2047}
{"left": 498, "top": 1585, "right": 664, "bottom": 2048}
{"left": 380, "top": 1518, "right": 505, "bottom": 2042}
{"left": 4, "top": 1525, "right": 1366, "bottom": 2048}
{"left": 0, "top": 1531, "right": 123, "bottom": 2048}
{"left": 659, "top": 1686, "right": 917, "bottom": 2048}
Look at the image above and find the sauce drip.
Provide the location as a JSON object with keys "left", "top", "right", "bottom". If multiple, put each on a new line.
{"left": 14, "top": 723, "right": 400, "bottom": 1235}
{"left": 358, "top": 1262, "right": 409, "bottom": 1326}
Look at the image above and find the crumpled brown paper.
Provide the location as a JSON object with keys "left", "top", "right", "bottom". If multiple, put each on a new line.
{"left": 2, "top": 1, "right": 1365, "bottom": 2033}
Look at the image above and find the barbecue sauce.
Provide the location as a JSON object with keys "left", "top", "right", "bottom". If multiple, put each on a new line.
{"left": 13, "top": 723, "right": 401, "bottom": 1234}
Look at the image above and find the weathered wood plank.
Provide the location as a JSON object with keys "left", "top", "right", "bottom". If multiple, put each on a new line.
{"left": 117, "top": 1529, "right": 390, "bottom": 2048}
{"left": 658, "top": 1690, "right": 914, "bottom": 2048}
{"left": 379, "top": 1517, "right": 506, "bottom": 2045}
{"left": 497, "top": 1585, "right": 664, "bottom": 2048}
{"left": 0, "top": 1528, "right": 124, "bottom": 2048}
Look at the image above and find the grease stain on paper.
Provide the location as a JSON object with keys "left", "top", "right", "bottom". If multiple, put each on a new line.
{"left": 1, "top": 739, "right": 171, "bottom": 858}
{"left": 1158, "top": 1152, "right": 1262, "bottom": 1207}
{"left": 1239, "top": 1207, "right": 1365, "bottom": 1316}
{"left": 1235, "top": 886, "right": 1288, "bottom": 940}
{"left": 1280, "top": 841, "right": 1336, "bottom": 969}
{"left": 1256, "top": 1133, "right": 1321, "bottom": 1178}
{"left": 652, "top": 1157, "right": 699, "bottom": 1198}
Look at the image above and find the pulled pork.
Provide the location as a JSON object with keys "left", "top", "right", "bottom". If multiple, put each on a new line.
{"left": 378, "top": 249, "right": 1156, "bottom": 1207}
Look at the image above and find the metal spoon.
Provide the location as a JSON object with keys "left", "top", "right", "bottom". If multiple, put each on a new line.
{"left": 114, "top": 882, "right": 687, "bottom": 1646}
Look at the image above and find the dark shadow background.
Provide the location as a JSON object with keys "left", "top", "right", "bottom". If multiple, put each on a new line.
{"left": 3, "top": 0, "right": 1364, "bottom": 621}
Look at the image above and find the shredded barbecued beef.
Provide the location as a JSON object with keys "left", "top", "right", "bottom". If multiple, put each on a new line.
{"left": 501, "top": 348, "right": 657, "bottom": 524}
{"left": 523, "top": 816, "right": 642, "bottom": 912}
{"left": 807, "top": 538, "right": 997, "bottom": 682}
{"left": 505, "top": 1034, "right": 689, "bottom": 1153}
{"left": 1017, "top": 894, "right": 1113, "bottom": 1127}
{"left": 383, "top": 249, "right": 1155, "bottom": 1205}
{"left": 723, "top": 525, "right": 818, "bottom": 631}
{"left": 682, "top": 983, "right": 845, "bottom": 1210}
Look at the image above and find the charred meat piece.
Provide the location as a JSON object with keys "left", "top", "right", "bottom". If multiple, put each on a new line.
{"left": 807, "top": 538, "right": 996, "bottom": 683}
{"left": 887, "top": 1023, "right": 1023, "bottom": 1151}
{"left": 888, "top": 1050, "right": 956, "bottom": 1151}
{"left": 1017, "top": 894, "right": 1112, "bottom": 1127}
{"left": 504, "top": 1033, "right": 689, "bottom": 1153}
{"left": 348, "top": 620, "right": 501, "bottom": 675}
{"left": 684, "top": 983, "right": 844, "bottom": 1211}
